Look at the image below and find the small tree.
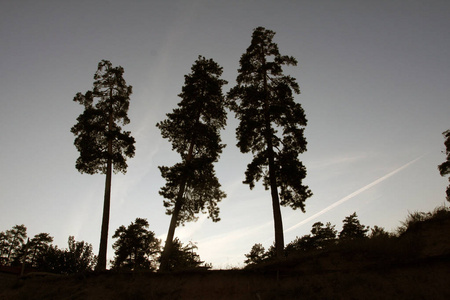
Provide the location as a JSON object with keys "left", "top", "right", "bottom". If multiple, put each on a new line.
{"left": 71, "top": 60, "right": 135, "bottom": 270}
{"left": 310, "top": 222, "right": 337, "bottom": 249}
{"left": 369, "top": 226, "right": 391, "bottom": 239}
{"left": 0, "top": 225, "right": 27, "bottom": 265}
{"left": 165, "top": 238, "right": 206, "bottom": 271}
{"left": 66, "top": 236, "right": 96, "bottom": 273}
{"left": 284, "top": 222, "right": 337, "bottom": 256}
{"left": 228, "top": 27, "right": 312, "bottom": 259}
{"left": 34, "top": 245, "right": 65, "bottom": 273}
{"left": 339, "top": 212, "right": 369, "bottom": 240}
{"left": 111, "top": 218, "right": 161, "bottom": 271}
{"left": 438, "top": 129, "right": 450, "bottom": 202}
{"left": 244, "top": 243, "right": 267, "bottom": 266}
{"left": 19, "top": 233, "right": 53, "bottom": 267}
{"left": 34, "top": 236, "right": 96, "bottom": 274}
{"left": 157, "top": 56, "right": 227, "bottom": 271}
{"left": 285, "top": 235, "right": 314, "bottom": 255}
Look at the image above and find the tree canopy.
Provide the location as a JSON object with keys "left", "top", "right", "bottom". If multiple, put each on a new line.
{"left": 22, "top": 232, "right": 53, "bottom": 267}
{"left": 33, "top": 236, "right": 96, "bottom": 274}
{"left": 339, "top": 212, "right": 369, "bottom": 240}
{"left": 0, "top": 224, "right": 27, "bottom": 265}
{"left": 71, "top": 60, "right": 135, "bottom": 175}
{"left": 244, "top": 243, "right": 267, "bottom": 266}
{"left": 164, "top": 238, "right": 207, "bottom": 271}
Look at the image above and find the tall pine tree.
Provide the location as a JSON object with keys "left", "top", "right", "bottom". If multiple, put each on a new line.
{"left": 71, "top": 60, "right": 135, "bottom": 270}
{"left": 438, "top": 129, "right": 450, "bottom": 201}
{"left": 157, "top": 56, "right": 227, "bottom": 271}
{"left": 228, "top": 27, "right": 312, "bottom": 259}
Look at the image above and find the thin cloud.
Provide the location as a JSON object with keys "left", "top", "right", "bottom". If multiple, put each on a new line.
{"left": 285, "top": 155, "right": 424, "bottom": 233}
{"left": 308, "top": 152, "right": 372, "bottom": 170}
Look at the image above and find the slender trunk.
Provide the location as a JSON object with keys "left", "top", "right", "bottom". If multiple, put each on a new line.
{"left": 267, "top": 137, "right": 284, "bottom": 259}
{"left": 262, "top": 50, "right": 284, "bottom": 259}
{"left": 6, "top": 236, "right": 16, "bottom": 264}
{"left": 159, "top": 142, "right": 195, "bottom": 272}
{"left": 158, "top": 183, "right": 186, "bottom": 271}
{"left": 96, "top": 110, "right": 114, "bottom": 271}
{"left": 20, "top": 238, "right": 30, "bottom": 276}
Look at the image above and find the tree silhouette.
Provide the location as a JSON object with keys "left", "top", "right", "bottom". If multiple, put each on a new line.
{"left": 339, "top": 212, "right": 369, "bottom": 240}
{"left": 71, "top": 60, "right": 135, "bottom": 271}
{"left": 111, "top": 218, "right": 161, "bottom": 271}
{"left": 244, "top": 243, "right": 267, "bottom": 266}
{"left": 369, "top": 226, "right": 391, "bottom": 239}
{"left": 34, "top": 236, "right": 96, "bottom": 274}
{"left": 309, "top": 221, "right": 337, "bottom": 249}
{"left": 228, "top": 27, "right": 312, "bottom": 258}
{"left": 19, "top": 233, "right": 53, "bottom": 267}
{"left": 164, "top": 238, "right": 206, "bottom": 271}
{"left": 157, "top": 56, "right": 227, "bottom": 271}
{"left": 284, "top": 222, "right": 337, "bottom": 256}
{"left": 0, "top": 224, "right": 27, "bottom": 265}
{"left": 438, "top": 129, "right": 450, "bottom": 201}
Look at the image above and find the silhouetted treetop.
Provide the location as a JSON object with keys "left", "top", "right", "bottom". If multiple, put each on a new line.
{"left": 339, "top": 212, "right": 369, "bottom": 240}
{"left": 71, "top": 60, "right": 135, "bottom": 175}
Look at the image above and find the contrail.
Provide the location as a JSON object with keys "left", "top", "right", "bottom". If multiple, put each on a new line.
{"left": 285, "top": 155, "right": 424, "bottom": 233}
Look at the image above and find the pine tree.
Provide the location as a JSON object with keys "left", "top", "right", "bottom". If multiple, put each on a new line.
{"left": 111, "top": 218, "right": 161, "bottom": 271}
{"left": 244, "top": 243, "right": 267, "bottom": 266}
{"left": 438, "top": 129, "right": 450, "bottom": 201}
{"left": 22, "top": 233, "right": 53, "bottom": 267}
{"left": 339, "top": 212, "right": 369, "bottom": 240}
{"left": 165, "top": 238, "right": 205, "bottom": 271}
{"left": 2, "top": 224, "right": 27, "bottom": 265}
{"left": 228, "top": 27, "right": 312, "bottom": 258}
{"left": 157, "top": 56, "right": 227, "bottom": 271}
{"left": 310, "top": 222, "right": 337, "bottom": 249}
{"left": 71, "top": 60, "right": 135, "bottom": 270}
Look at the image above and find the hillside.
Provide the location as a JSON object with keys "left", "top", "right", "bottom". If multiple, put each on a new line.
{"left": 1, "top": 213, "right": 449, "bottom": 300}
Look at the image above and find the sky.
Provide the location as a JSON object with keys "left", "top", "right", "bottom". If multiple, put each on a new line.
{"left": 1, "top": 0, "right": 449, "bottom": 269}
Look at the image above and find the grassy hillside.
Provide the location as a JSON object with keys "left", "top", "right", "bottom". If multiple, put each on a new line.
{"left": 1, "top": 208, "right": 449, "bottom": 300}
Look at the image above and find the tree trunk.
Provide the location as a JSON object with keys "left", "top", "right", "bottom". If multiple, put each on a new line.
{"left": 159, "top": 142, "right": 195, "bottom": 272}
{"left": 96, "top": 152, "right": 112, "bottom": 271}
{"left": 20, "top": 238, "right": 30, "bottom": 276}
{"left": 158, "top": 183, "right": 186, "bottom": 272}
{"left": 96, "top": 111, "right": 114, "bottom": 271}
{"left": 6, "top": 236, "right": 16, "bottom": 264}
{"left": 267, "top": 141, "right": 284, "bottom": 259}
{"left": 262, "top": 49, "right": 284, "bottom": 259}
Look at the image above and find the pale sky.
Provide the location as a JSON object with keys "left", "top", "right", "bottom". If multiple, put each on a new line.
{"left": 1, "top": 0, "right": 449, "bottom": 269}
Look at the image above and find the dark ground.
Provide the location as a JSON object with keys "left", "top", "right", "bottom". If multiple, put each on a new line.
{"left": 1, "top": 217, "right": 449, "bottom": 300}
